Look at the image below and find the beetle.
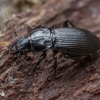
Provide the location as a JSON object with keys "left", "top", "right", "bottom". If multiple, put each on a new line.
{"left": 6, "top": 19, "right": 100, "bottom": 81}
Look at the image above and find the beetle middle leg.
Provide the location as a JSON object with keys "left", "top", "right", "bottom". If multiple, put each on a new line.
{"left": 53, "top": 50, "right": 58, "bottom": 77}
{"left": 63, "top": 19, "right": 75, "bottom": 27}
{"left": 29, "top": 51, "right": 47, "bottom": 75}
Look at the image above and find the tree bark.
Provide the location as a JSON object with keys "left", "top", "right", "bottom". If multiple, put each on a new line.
{"left": 0, "top": 0, "right": 100, "bottom": 100}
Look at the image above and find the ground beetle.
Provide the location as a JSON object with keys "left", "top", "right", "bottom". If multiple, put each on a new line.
{"left": 5, "top": 19, "right": 100, "bottom": 83}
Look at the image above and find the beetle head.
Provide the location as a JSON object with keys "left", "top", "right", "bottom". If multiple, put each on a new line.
{"left": 9, "top": 37, "right": 30, "bottom": 55}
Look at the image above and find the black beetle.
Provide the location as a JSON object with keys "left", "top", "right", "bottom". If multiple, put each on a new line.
{"left": 7, "top": 19, "right": 100, "bottom": 79}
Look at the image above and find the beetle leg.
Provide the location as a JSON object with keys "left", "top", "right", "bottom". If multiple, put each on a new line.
{"left": 41, "top": 25, "right": 45, "bottom": 28}
{"left": 64, "top": 54, "right": 77, "bottom": 60}
{"left": 90, "top": 63, "right": 100, "bottom": 72}
{"left": 64, "top": 54, "right": 71, "bottom": 59}
{"left": 82, "top": 60, "right": 100, "bottom": 72}
{"left": 63, "top": 19, "right": 68, "bottom": 27}
{"left": 29, "top": 51, "right": 47, "bottom": 75}
{"left": 64, "top": 54, "right": 100, "bottom": 72}
{"left": 4, "top": 52, "right": 20, "bottom": 88}
{"left": 84, "top": 61, "right": 100, "bottom": 72}
{"left": 35, "top": 25, "right": 45, "bottom": 29}
{"left": 53, "top": 50, "right": 58, "bottom": 77}
{"left": 29, "top": 25, "right": 45, "bottom": 31}
{"left": 53, "top": 54, "right": 57, "bottom": 77}
{"left": 48, "top": 26, "right": 52, "bottom": 31}
{"left": 28, "top": 26, "right": 35, "bottom": 30}
{"left": 48, "top": 26, "right": 52, "bottom": 39}
{"left": 63, "top": 19, "right": 75, "bottom": 27}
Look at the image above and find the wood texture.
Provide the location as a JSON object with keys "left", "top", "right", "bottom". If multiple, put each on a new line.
{"left": 0, "top": 0, "right": 100, "bottom": 99}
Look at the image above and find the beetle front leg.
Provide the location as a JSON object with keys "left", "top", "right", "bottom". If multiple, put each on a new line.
{"left": 63, "top": 19, "right": 75, "bottom": 27}
{"left": 29, "top": 51, "right": 47, "bottom": 75}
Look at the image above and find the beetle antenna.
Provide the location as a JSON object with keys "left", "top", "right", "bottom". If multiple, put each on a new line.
{"left": 4, "top": 12, "right": 19, "bottom": 40}
{"left": 3, "top": 52, "right": 20, "bottom": 89}
{"left": 0, "top": 23, "right": 2, "bottom": 34}
{"left": 0, "top": 12, "right": 4, "bottom": 34}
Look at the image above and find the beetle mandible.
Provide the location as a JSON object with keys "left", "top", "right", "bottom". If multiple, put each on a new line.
{"left": 8, "top": 19, "right": 100, "bottom": 78}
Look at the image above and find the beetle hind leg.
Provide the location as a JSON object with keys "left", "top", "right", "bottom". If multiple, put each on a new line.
{"left": 63, "top": 19, "right": 68, "bottom": 27}
{"left": 63, "top": 19, "right": 75, "bottom": 27}
{"left": 64, "top": 54, "right": 100, "bottom": 72}
{"left": 90, "top": 63, "right": 100, "bottom": 72}
{"left": 86, "top": 62, "right": 100, "bottom": 72}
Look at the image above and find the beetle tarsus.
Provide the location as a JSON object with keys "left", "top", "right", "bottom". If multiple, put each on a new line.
{"left": 4, "top": 52, "right": 20, "bottom": 88}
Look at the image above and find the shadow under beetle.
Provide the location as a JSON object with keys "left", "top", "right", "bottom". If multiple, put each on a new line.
{"left": 8, "top": 19, "right": 100, "bottom": 77}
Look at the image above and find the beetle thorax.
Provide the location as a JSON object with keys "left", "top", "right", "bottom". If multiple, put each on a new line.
{"left": 28, "top": 28, "right": 52, "bottom": 52}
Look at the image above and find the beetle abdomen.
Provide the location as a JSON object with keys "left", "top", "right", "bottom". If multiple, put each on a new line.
{"left": 53, "top": 28, "right": 100, "bottom": 55}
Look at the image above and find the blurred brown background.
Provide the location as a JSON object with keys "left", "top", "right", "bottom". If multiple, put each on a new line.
{"left": 0, "top": 0, "right": 44, "bottom": 33}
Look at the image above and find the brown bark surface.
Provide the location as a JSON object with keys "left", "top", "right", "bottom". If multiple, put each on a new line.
{"left": 0, "top": 0, "right": 100, "bottom": 100}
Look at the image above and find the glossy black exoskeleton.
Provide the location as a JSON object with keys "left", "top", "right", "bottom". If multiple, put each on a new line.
{"left": 9, "top": 19, "right": 100, "bottom": 76}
